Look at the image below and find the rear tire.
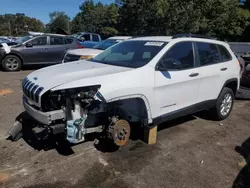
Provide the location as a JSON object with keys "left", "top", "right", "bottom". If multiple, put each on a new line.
{"left": 211, "top": 87, "right": 234, "bottom": 121}
{"left": 2, "top": 55, "right": 22, "bottom": 71}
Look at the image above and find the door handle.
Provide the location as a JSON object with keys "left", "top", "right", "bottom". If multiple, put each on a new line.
{"left": 189, "top": 73, "right": 199, "bottom": 77}
{"left": 43, "top": 48, "right": 48, "bottom": 51}
{"left": 221, "top": 68, "right": 228, "bottom": 71}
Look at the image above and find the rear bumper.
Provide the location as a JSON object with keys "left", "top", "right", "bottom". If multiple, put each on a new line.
{"left": 23, "top": 96, "right": 65, "bottom": 125}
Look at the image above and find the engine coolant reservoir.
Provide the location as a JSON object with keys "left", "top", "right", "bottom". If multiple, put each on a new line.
{"left": 66, "top": 117, "right": 86, "bottom": 144}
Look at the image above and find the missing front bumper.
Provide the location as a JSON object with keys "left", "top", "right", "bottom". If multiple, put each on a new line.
{"left": 23, "top": 97, "right": 65, "bottom": 125}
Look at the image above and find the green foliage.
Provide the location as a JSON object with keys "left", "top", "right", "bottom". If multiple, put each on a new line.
{"left": 71, "top": 1, "right": 119, "bottom": 37}
{"left": 117, "top": 0, "right": 250, "bottom": 40}
{"left": 1, "top": 0, "right": 250, "bottom": 41}
{"left": 47, "top": 11, "right": 70, "bottom": 34}
{"left": 0, "top": 13, "right": 44, "bottom": 36}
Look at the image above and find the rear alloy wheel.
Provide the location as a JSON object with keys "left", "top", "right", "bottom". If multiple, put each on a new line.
{"left": 2, "top": 55, "right": 22, "bottom": 71}
{"left": 220, "top": 93, "right": 233, "bottom": 116}
{"left": 212, "top": 87, "right": 234, "bottom": 120}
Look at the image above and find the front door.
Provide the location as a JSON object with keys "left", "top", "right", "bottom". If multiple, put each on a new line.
{"left": 78, "top": 34, "right": 93, "bottom": 48}
{"left": 154, "top": 42, "right": 200, "bottom": 119}
{"left": 22, "top": 36, "right": 48, "bottom": 64}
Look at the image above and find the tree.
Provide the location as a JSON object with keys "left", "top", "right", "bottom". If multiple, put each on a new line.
{"left": 116, "top": 0, "right": 250, "bottom": 41}
{"left": 0, "top": 13, "right": 44, "bottom": 36}
{"left": 71, "top": 1, "right": 119, "bottom": 37}
{"left": 47, "top": 11, "right": 70, "bottom": 34}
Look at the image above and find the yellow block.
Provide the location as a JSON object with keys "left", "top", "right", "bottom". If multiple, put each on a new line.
{"left": 0, "top": 172, "right": 9, "bottom": 183}
{"left": 0, "top": 89, "right": 13, "bottom": 96}
{"left": 143, "top": 126, "right": 158, "bottom": 145}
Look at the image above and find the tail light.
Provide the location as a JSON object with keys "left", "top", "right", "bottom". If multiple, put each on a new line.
{"left": 78, "top": 45, "right": 84, "bottom": 49}
{"left": 76, "top": 40, "right": 84, "bottom": 48}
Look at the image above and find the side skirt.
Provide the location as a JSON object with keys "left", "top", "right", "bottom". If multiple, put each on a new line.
{"left": 153, "top": 100, "right": 216, "bottom": 125}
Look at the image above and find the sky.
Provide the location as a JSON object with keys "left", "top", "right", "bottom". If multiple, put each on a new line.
{"left": 0, "top": 0, "right": 114, "bottom": 23}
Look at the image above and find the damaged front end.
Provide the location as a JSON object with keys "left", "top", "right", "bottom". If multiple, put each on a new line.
{"left": 9, "top": 84, "right": 131, "bottom": 146}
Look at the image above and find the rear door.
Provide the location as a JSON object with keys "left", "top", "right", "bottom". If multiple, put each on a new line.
{"left": 22, "top": 36, "right": 48, "bottom": 64}
{"left": 195, "top": 42, "right": 232, "bottom": 103}
{"left": 45, "top": 36, "right": 67, "bottom": 64}
{"left": 154, "top": 42, "right": 201, "bottom": 118}
{"left": 91, "top": 34, "right": 101, "bottom": 47}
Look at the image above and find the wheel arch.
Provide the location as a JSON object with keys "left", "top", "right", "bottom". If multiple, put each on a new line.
{"left": 2, "top": 53, "right": 24, "bottom": 65}
{"left": 219, "top": 78, "right": 239, "bottom": 97}
{"left": 107, "top": 94, "right": 153, "bottom": 125}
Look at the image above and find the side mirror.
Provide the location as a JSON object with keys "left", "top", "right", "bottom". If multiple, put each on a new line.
{"left": 25, "top": 43, "right": 33, "bottom": 48}
{"left": 156, "top": 59, "right": 182, "bottom": 71}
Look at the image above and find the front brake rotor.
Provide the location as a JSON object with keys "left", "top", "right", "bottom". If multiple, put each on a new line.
{"left": 111, "top": 120, "right": 131, "bottom": 146}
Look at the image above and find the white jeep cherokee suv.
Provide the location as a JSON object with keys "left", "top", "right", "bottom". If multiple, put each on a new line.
{"left": 17, "top": 34, "right": 240, "bottom": 146}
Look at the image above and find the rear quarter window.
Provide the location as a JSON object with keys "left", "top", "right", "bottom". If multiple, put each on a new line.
{"left": 217, "top": 45, "right": 232, "bottom": 62}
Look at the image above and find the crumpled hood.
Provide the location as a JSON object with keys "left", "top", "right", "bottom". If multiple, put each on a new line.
{"left": 26, "top": 60, "right": 132, "bottom": 93}
{"left": 67, "top": 48, "right": 103, "bottom": 56}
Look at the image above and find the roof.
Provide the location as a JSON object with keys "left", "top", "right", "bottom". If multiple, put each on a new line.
{"left": 73, "top": 32, "right": 100, "bottom": 35}
{"left": 28, "top": 31, "right": 68, "bottom": 37}
{"left": 31, "top": 33, "right": 71, "bottom": 38}
{"left": 129, "top": 36, "right": 173, "bottom": 42}
{"left": 129, "top": 36, "right": 229, "bottom": 47}
{"left": 108, "top": 36, "right": 132, "bottom": 40}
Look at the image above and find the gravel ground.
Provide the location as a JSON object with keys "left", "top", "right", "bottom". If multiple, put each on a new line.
{"left": 0, "top": 69, "right": 250, "bottom": 188}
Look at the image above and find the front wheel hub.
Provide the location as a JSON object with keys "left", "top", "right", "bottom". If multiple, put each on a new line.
{"left": 109, "top": 120, "right": 131, "bottom": 146}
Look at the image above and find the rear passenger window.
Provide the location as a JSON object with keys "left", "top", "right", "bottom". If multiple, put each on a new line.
{"left": 160, "top": 42, "right": 194, "bottom": 70}
{"left": 218, "top": 45, "right": 232, "bottom": 62}
{"left": 92, "top": 35, "right": 99, "bottom": 42}
{"left": 50, "top": 37, "right": 64, "bottom": 45}
{"left": 196, "top": 42, "right": 220, "bottom": 66}
{"left": 65, "top": 38, "right": 74, "bottom": 44}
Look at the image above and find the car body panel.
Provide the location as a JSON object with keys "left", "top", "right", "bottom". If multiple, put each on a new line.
{"left": 65, "top": 48, "right": 103, "bottom": 56}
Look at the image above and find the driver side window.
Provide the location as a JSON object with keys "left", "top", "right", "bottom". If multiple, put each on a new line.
{"left": 159, "top": 42, "right": 194, "bottom": 70}
{"left": 29, "top": 36, "right": 47, "bottom": 46}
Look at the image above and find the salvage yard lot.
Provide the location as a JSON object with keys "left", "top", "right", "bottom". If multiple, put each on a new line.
{"left": 0, "top": 70, "right": 250, "bottom": 188}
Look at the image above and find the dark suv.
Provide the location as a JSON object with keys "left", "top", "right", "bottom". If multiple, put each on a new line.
{"left": 0, "top": 34, "right": 81, "bottom": 71}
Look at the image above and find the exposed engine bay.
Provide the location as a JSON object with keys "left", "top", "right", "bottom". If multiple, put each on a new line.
{"left": 12, "top": 86, "right": 147, "bottom": 147}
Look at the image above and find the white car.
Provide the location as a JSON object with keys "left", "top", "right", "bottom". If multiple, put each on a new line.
{"left": 12, "top": 34, "right": 240, "bottom": 146}
{"left": 63, "top": 36, "right": 132, "bottom": 63}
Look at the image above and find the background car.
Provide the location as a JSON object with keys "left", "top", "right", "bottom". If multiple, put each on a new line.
{"left": 0, "top": 37, "right": 11, "bottom": 43}
{"left": 63, "top": 36, "right": 132, "bottom": 63}
{"left": 71, "top": 32, "right": 102, "bottom": 48}
{"left": 0, "top": 34, "right": 82, "bottom": 71}
{"left": 242, "top": 50, "right": 250, "bottom": 66}
{"left": 235, "top": 53, "right": 246, "bottom": 77}
{"left": 241, "top": 64, "right": 250, "bottom": 88}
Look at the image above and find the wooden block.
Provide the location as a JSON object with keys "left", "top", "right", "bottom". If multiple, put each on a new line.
{"left": 143, "top": 125, "right": 158, "bottom": 145}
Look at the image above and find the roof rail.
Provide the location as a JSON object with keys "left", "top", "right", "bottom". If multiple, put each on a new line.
{"left": 172, "top": 33, "right": 216, "bottom": 40}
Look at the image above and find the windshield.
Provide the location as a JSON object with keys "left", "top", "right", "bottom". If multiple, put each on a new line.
{"left": 15, "top": 35, "right": 33, "bottom": 44}
{"left": 93, "top": 39, "right": 122, "bottom": 50}
{"left": 91, "top": 40, "right": 167, "bottom": 68}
